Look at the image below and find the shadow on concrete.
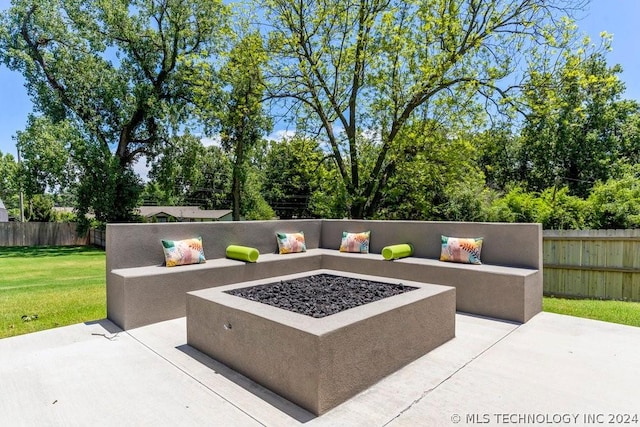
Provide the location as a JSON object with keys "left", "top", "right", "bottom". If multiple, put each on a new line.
{"left": 456, "top": 311, "right": 522, "bottom": 326}
{"left": 84, "top": 319, "right": 123, "bottom": 335}
{"left": 176, "top": 343, "right": 316, "bottom": 424}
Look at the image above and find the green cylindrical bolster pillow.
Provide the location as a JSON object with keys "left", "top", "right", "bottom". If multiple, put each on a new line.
{"left": 382, "top": 244, "right": 413, "bottom": 260}
{"left": 226, "top": 245, "right": 259, "bottom": 263}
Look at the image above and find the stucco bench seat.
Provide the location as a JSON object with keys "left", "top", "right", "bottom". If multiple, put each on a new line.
{"left": 111, "top": 257, "right": 245, "bottom": 279}
{"left": 108, "top": 250, "right": 327, "bottom": 329}
{"left": 106, "top": 219, "right": 543, "bottom": 329}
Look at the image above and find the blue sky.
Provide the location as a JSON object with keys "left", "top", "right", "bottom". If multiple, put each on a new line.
{"left": 1, "top": 0, "right": 639, "bottom": 157}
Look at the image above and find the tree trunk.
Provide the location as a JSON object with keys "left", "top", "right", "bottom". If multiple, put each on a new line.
{"left": 349, "top": 198, "right": 365, "bottom": 219}
{"left": 232, "top": 141, "right": 245, "bottom": 221}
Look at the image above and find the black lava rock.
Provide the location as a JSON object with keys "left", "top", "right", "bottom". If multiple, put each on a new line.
{"left": 225, "top": 274, "right": 417, "bottom": 318}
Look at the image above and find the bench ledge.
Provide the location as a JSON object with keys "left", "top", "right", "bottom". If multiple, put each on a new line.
{"left": 392, "top": 256, "right": 539, "bottom": 277}
{"left": 111, "top": 248, "right": 537, "bottom": 279}
{"left": 111, "top": 257, "right": 246, "bottom": 278}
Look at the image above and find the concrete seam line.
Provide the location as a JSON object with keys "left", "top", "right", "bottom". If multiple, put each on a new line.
{"left": 382, "top": 323, "right": 523, "bottom": 426}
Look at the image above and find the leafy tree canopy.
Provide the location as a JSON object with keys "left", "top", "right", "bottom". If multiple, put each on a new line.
{"left": 15, "top": 115, "right": 77, "bottom": 197}
{"left": 262, "top": 0, "right": 585, "bottom": 218}
{"left": 263, "top": 135, "right": 332, "bottom": 219}
{"left": 0, "top": 0, "right": 231, "bottom": 223}
{"left": 521, "top": 48, "right": 639, "bottom": 197}
{"left": 219, "top": 32, "right": 272, "bottom": 220}
{"left": 0, "top": 150, "right": 19, "bottom": 215}
{"left": 147, "top": 133, "right": 232, "bottom": 209}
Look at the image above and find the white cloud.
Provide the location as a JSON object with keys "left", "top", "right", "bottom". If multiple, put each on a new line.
{"left": 201, "top": 135, "right": 221, "bottom": 147}
{"left": 132, "top": 156, "right": 150, "bottom": 183}
{"left": 266, "top": 129, "right": 296, "bottom": 142}
{"left": 361, "top": 128, "right": 382, "bottom": 144}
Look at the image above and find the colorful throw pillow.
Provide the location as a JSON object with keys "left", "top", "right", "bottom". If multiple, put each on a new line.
{"left": 440, "top": 236, "right": 483, "bottom": 265}
{"left": 161, "top": 237, "right": 206, "bottom": 267}
{"left": 276, "top": 231, "right": 307, "bottom": 254}
{"left": 339, "top": 231, "right": 371, "bottom": 254}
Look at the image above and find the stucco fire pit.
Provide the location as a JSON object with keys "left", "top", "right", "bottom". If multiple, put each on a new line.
{"left": 186, "top": 269, "right": 455, "bottom": 415}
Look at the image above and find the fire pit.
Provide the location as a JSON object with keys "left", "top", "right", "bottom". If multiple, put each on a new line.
{"left": 186, "top": 269, "right": 455, "bottom": 415}
{"left": 224, "top": 273, "right": 418, "bottom": 318}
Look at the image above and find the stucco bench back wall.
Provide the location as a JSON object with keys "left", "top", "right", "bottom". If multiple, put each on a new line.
{"left": 106, "top": 219, "right": 542, "bottom": 329}
{"left": 320, "top": 220, "right": 542, "bottom": 270}
{"left": 106, "top": 219, "right": 323, "bottom": 271}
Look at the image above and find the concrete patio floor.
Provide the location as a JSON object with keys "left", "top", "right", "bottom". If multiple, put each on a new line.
{"left": 1, "top": 312, "right": 639, "bottom": 426}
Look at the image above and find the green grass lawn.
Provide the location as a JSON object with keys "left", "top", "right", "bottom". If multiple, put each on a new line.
{"left": 1, "top": 245, "right": 638, "bottom": 339}
{"left": 0, "top": 246, "right": 106, "bottom": 338}
{"left": 543, "top": 296, "right": 640, "bottom": 327}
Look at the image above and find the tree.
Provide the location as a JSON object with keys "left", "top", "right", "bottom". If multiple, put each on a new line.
{"left": 15, "top": 115, "right": 76, "bottom": 198}
{"left": 25, "top": 193, "right": 54, "bottom": 222}
{"left": 263, "top": 135, "right": 330, "bottom": 219}
{"left": 617, "top": 106, "right": 640, "bottom": 166}
{"left": 219, "top": 33, "right": 272, "bottom": 221}
{"left": 520, "top": 50, "right": 638, "bottom": 197}
{"left": 475, "top": 126, "right": 524, "bottom": 192}
{"left": 0, "top": 0, "right": 230, "bottom": 224}
{"left": 374, "top": 120, "right": 487, "bottom": 221}
{"left": 147, "top": 134, "right": 232, "bottom": 209}
{"left": 240, "top": 168, "right": 276, "bottom": 220}
{"left": 262, "top": 0, "right": 582, "bottom": 218}
{"left": 0, "top": 150, "right": 19, "bottom": 216}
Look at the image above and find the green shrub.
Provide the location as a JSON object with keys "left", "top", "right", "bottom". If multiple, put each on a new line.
{"left": 586, "top": 165, "right": 640, "bottom": 229}
{"left": 487, "top": 186, "right": 588, "bottom": 229}
{"left": 537, "top": 187, "right": 587, "bottom": 229}
{"left": 487, "top": 186, "right": 545, "bottom": 223}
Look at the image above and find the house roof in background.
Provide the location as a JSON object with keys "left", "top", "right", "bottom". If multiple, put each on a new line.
{"left": 51, "top": 206, "right": 232, "bottom": 220}
{"left": 52, "top": 207, "right": 75, "bottom": 214}
{"left": 137, "top": 206, "right": 232, "bottom": 220}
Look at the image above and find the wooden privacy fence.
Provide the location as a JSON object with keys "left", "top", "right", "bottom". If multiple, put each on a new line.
{"left": 89, "top": 228, "right": 106, "bottom": 249}
{"left": 0, "top": 222, "right": 88, "bottom": 247}
{"left": 543, "top": 229, "right": 640, "bottom": 302}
